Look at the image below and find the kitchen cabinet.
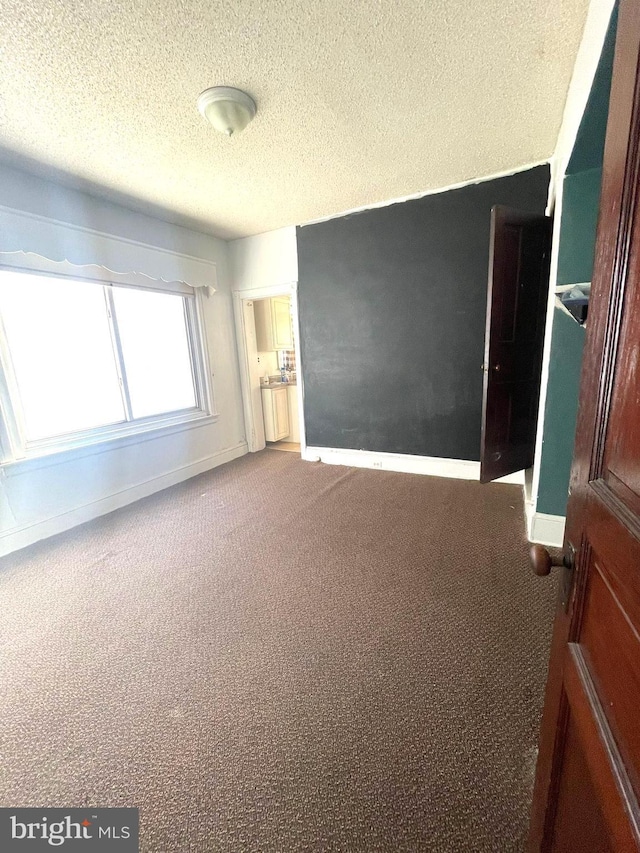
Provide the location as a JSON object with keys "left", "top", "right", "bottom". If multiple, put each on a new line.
{"left": 287, "top": 385, "right": 300, "bottom": 442}
{"left": 254, "top": 297, "right": 293, "bottom": 351}
{"left": 262, "top": 386, "right": 290, "bottom": 441}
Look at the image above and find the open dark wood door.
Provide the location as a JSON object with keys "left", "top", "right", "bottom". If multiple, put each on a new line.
{"left": 529, "top": 1, "right": 640, "bottom": 849}
{"left": 480, "top": 206, "right": 552, "bottom": 483}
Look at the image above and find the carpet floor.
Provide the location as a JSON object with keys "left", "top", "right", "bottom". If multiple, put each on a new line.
{"left": 0, "top": 450, "right": 557, "bottom": 852}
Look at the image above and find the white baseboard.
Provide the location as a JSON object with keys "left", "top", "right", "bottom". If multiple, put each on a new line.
{"left": 528, "top": 511, "right": 566, "bottom": 547}
{"left": 0, "top": 442, "right": 248, "bottom": 558}
{"left": 302, "top": 446, "right": 525, "bottom": 484}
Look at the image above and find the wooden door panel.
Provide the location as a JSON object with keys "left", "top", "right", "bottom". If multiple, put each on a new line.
{"left": 551, "top": 710, "right": 614, "bottom": 853}
{"left": 483, "top": 381, "right": 540, "bottom": 475}
{"left": 558, "top": 646, "right": 640, "bottom": 849}
{"left": 480, "top": 207, "right": 551, "bottom": 482}
{"left": 579, "top": 559, "right": 640, "bottom": 800}
{"left": 586, "top": 483, "right": 640, "bottom": 612}
{"left": 493, "top": 223, "right": 522, "bottom": 342}
{"left": 603, "top": 470, "right": 640, "bottom": 521}
{"left": 601, "top": 246, "right": 640, "bottom": 509}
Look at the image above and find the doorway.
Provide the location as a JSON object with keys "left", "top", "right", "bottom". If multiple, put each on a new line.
{"left": 232, "top": 284, "right": 306, "bottom": 457}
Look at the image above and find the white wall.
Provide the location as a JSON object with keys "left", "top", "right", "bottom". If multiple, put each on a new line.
{"left": 230, "top": 226, "right": 298, "bottom": 292}
{"left": 0, "top": 165, "right": 247, "bottom": 556}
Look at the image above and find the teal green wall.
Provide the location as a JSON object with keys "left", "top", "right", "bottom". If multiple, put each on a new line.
{"left": 536, "top": 5, "right": 617, "bottom": 517}
{"left": 537, "top": 310, "right": 585, "bottom": 515}
{"left": 556, "top": 168, "right": 603, "bottom": 286}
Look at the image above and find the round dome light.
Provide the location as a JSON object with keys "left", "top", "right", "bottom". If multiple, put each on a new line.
{"left": 197, "top": 86, "right": 257, "bottom": 137}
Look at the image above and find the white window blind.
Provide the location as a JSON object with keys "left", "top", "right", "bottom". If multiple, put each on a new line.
{"left": 0, "top": 205, "right": 217, "bottom": 294}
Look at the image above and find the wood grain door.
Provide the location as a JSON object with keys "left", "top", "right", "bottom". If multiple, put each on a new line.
{"left": 529, "top": 1, "right": 640, "bottom": 849}
{"left": 480, "top": 207, "right": 552, "bottom": 483}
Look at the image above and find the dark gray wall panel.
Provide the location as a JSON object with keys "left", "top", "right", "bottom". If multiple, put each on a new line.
{"left": 297, "top": 165, "right": 550, "bottom": 460}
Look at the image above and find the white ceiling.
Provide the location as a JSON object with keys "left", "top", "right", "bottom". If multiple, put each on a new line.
{"left": 0, "top": 0, "right": 590, "bottom": 239}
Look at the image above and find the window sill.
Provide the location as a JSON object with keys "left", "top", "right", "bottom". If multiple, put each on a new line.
{"left": 1, "top": 410, "right": 219, "bottom": 476}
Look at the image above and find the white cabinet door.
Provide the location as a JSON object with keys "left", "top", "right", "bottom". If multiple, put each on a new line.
{"left": 271, "top": 297, "right": 293, "bottom": 350}
{"left": 254, "top": 297, "right": 293, "bottom": 351}
{"left": 273, "top": 387, "right": 290, "bottom": 439}
{"left": 262, "top": 387, "right": 290, "bottom": 441}
{"left": 253, "top": 299, "right": 272, "bottom": 351}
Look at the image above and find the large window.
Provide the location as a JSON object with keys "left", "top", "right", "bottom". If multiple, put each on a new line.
{"left": 0, "top": 268, "right": 212, "bottom": 461}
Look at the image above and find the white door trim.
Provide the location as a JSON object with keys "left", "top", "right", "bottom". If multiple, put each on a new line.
{"left": 232, "top": 283, "right": 307, "bottom": 456}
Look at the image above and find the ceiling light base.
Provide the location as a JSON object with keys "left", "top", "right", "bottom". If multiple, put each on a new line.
{"left": 197, "top": 86, "right": 257, "bottom": 136}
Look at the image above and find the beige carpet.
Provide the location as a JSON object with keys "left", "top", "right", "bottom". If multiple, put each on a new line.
{"left": 0, "top": 450, "right": 557, "bottom": 851}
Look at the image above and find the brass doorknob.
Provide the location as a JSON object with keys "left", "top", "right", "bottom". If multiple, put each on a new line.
{"left": 530, "top": 544, "right": 572, "bottom": 576}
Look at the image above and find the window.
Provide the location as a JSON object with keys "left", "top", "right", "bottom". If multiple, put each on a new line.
{"left": 0, "top": 268, "right": 212, "bottom": 462}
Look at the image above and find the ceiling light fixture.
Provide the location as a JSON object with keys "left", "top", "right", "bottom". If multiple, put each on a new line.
{"left": 197, "top": 86, "right": 257, "bottom": 137}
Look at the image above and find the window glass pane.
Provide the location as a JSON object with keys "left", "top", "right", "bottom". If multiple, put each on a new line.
{"left": 112, "top": 287, "right": 196, "bottom": 419}
{"left": 0, "top": 271, "right": 126, "bottom": 440}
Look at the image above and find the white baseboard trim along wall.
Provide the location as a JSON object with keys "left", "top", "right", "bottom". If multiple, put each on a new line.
{"left": 528, "top": 511, "right": 566, "bottom": 547}
{"left": 302, "top": 446, "right": 525, "bottom": 485}
{"left": 0, "top": 441, "right": 248, "bottom": 558}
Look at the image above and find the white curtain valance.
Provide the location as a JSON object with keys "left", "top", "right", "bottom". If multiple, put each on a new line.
{"left": 0, "top": 205, "right": 217, "bottom": 295}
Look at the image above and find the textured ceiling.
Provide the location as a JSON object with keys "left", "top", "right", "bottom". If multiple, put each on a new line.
{"left": 0, "top": 0, "right": 590, "bottom": 239}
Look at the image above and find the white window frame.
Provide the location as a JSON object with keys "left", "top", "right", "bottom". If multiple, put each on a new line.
{"left": 0, "top": 265, "right": 217, "bottom": 469}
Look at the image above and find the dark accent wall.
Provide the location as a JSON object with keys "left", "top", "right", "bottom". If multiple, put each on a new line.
{"left": 297, "top": 165, "right": 550, "bottom": 459}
